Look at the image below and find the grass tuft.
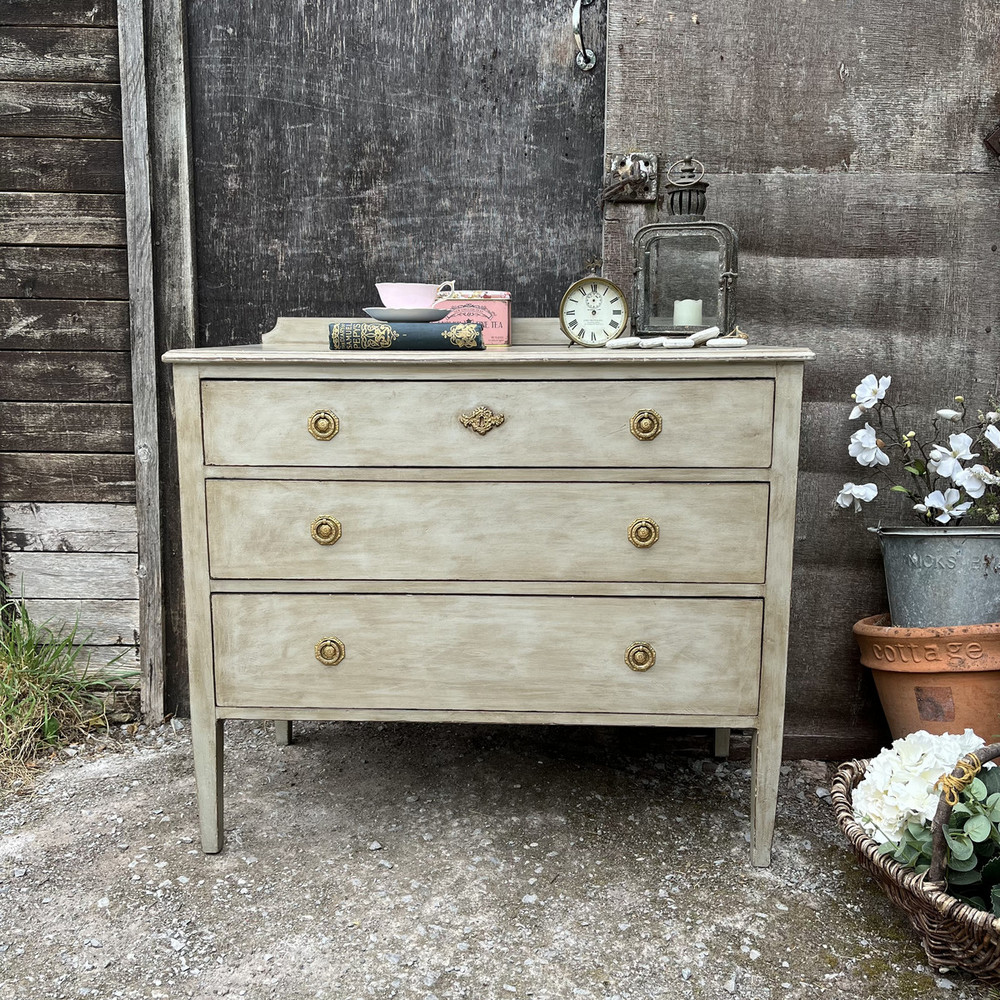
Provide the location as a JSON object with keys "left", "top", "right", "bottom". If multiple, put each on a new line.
{"left": 0, "top": 590, "right": 112, "bottom": 796}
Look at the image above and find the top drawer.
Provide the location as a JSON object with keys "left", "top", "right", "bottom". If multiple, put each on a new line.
{"left": 201, "top": 379, "right": 774, "bottom": 468}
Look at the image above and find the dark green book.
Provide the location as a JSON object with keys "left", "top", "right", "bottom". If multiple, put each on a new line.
{"left": 328, "top": 321, "right": 484, "bottom": 350}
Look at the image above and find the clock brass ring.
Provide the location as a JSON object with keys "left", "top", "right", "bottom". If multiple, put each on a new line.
{"left": 628, "top": 517, "right": 659, "bottom": 548}
{"left": 310, "top": 515, "right": 342, "bottom": 546}
{"left": 625, "top": 642, "right": 656, "bottom": 672}
{"left": 630, "top": 409, "right": 662, "bottom": 440}
{"left": 315, "top": 636, "right": 345, "bottom": 667}
{"left": 308, "top": 409, "right": 339, "bottom": 440}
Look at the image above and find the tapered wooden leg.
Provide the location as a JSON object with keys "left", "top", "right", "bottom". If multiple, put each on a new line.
{"left": 192, "top": 718, "right": 224, "bottom": 853}
{"left": 713, "top": 727, "right": 730, "bottom": 758}
{"left": 749, "top": 727, "right": 780, "bottom": 867}
{"left": 275, "top": 720, "right": 293, "bottom": 746}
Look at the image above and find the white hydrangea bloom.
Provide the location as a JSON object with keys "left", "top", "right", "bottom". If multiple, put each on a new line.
{"left": 853, "top": 729, "right": 985, "bottom": 844}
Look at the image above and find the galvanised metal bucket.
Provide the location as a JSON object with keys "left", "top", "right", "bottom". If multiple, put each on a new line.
{"left": 872, "top": 526, "right": 1000, "bottom": 628}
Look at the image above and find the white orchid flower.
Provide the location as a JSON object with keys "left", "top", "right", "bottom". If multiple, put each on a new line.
{"left": 848, "top": 424, "right": 890, "bottom": 467}
{"left": 935, "top": 408, "right": 962, "bottom": 421}
{"left": 927, "top": 432, "right": 977, "bottom": 478}
{"left": 850, "top": 374, "right": 891, "bottom": 419}
{"left": 953, "top": 466, "right": 987, "bottom": 499}
{"left": 835, "top": 482, "right": 878, "bottom": 512}
{"left": 915, "top": 488, "right": 973, "bottom": 524}
{"left": 986, "top": 424, "right": 1000, "bottom": 449}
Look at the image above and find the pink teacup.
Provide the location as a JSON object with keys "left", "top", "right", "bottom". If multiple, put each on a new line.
{"left": 376, "top": 282, "right": 445, "bottom": 309}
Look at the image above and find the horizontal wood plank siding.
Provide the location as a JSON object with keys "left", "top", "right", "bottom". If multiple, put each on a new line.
{"left": 21, "top": 598, "right": 138, "bottom": 644}
{"left": 0, "top": 246, "right": 128, "bottom": 298}
{"left": 0, "top": 454, "right": 135, "bottom": 503}
{"left": 0, "top": 192, "right": 126, "bottom": 244}
{"left": 0, "top": 351, "right": 132, "bottom": 401}
{"left": 2, "top": 502, "right": 137, "bottom": 551}
{"left": 0, "top": 27, "right": 119, "bottom": 82}
{"left": 0, "top": 82, "right": 121, "bottom": 138}
{"left": 0, "top": 298, "right": 130, "bottom": 350}
{"left": 3, "top": 550, "right": 138, "bottom": 598}
{"left": 0, "top": 137, "right": 124, "bottom": 192}
{"left": 0, "top": 402, "right": 134, "bottom": 452}
{"left": 0, "top": 1, "right": 117, "bottom": 27}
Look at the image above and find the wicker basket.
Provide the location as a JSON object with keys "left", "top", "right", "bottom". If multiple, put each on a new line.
{"left": 832, "top": 743, "right": 1000, "bottom": 981}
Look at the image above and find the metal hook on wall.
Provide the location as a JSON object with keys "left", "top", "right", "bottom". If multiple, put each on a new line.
{"left": 573, "top": 0, "right": 597, "bottom": 72}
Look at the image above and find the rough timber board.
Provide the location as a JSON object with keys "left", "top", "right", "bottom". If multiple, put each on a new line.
{"left": 0, "top": 453, "right": 135, "bottom": 503}
{"left": 0, "top": 192, "right": 126, "bottom": 245}
{"left": 0, "top": 82, "right": 121, "bottom": 138}
{"left": 0, "top": 351, "right": 131, "bottom": 401}
{"left": 603, "top": 0, "right": 1000, "bottom": 175}
{"left": 0, "top": 247, "right": 128, "bottom": 299}
{"left": 185, "top": 0, "right": 607, "bottom": 344}
{"left": 2, "top": 551, "right": 138, "bottom": 600}
{"left": 0, "top": 27, "right": 120, "bottom": 82}
{"left": 0, "top": 401, "right": 134, "bottom": 452}
{"left": 0, "top": 1, "right": 118, "bottom": 26}
{"left": 0, "top": 299, "right": 130, "bottom": 350}
{"left": 2, "top": 502, "right": 137, "bottom": 552}
{"left": 21, "top": 599, "right": 138, "bottom": 645}
{"left": 0, "top": 138, "right": 124, "bottom": 193}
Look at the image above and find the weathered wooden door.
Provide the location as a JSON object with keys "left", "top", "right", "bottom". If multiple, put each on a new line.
{"left": 602, "top": 0, "right": 1000, "bottom": 755}
{"left": 186, "top": 1, "right": 608, "bottom": 341}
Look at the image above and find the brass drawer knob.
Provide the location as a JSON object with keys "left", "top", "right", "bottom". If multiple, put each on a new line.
{"left": 628, "top": 517, "right": 659, "bottom": 548}
{"left": 308, "top": 409, "right": 339, "bottom": 440}
{"left": 310, "top": 515, "right": 342, "bottom": 545}
{"left": 630, "top": 409, "right": 662, "bottom": 440}
{"left": 625, "top": 642, "right": 656, "bottom": 672}
{"left": 460, "top": 405, "right": 505, "bottom": 435}
{"left": 315, "top": 636, "right": 345, "bottom": 666}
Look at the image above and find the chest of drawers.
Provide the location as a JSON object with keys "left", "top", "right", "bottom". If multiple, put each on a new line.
{"left": 165, "top": 341, "right": 811, "bottom": 866}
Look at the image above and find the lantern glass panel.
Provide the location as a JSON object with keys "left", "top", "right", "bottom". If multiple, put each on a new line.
{"left": 646, "top": 233, "right": 723, "bottom": 333}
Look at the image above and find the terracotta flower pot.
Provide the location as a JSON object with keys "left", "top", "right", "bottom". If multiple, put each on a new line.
{"left": 854, "top": 614, "right": 1000, "bottom": 742}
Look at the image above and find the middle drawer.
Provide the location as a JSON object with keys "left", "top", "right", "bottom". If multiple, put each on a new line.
{"left": 206, "top": 480, "right": 768, "bottom": 583}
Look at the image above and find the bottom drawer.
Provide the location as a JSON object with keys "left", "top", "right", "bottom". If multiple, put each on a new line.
{"left": 212, "top": 594, "right": 763, "bottom": 716}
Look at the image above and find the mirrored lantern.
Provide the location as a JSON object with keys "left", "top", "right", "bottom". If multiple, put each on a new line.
{"left": 632, "top": 158, "right": 738, "bottom": 338}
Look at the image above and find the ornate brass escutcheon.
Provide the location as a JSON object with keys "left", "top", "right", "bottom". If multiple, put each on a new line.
{"left": 315, "top": 636, "right": 345, "bottom": 666}
{"left": 628, "top": 517, "right": 659, "bottom": 548}
{"left": 459, "top": 405, "right": 506, "bottom": 436}
{"left": 625, "top": 641, "right": 656, "bottom": 672}
{"left": 310, "top": 515, "right": 342, "bottom": 545}
{"left": 308, "top": 409, "right": 339, "bottom": 440}
{"left": 630, "top": 408, "right": 662, "bottom": 441}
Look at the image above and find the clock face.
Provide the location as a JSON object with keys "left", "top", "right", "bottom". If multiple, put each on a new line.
{"left": 559, "top": 277, "right": 629, "bottom": 346}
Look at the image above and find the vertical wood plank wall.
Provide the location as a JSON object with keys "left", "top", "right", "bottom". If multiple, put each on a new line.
{"left": 602, "top": 0, "right": 1000, "bottom": 756}
{"left": 0, "top": 0, "right": 139, "bottom": 681}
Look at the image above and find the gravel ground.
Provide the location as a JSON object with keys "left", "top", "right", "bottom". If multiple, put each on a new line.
{"left": 0, "top": 720, "right": 994, "bottom": 1000}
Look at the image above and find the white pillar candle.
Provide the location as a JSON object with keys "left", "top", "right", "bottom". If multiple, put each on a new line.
{"left": 672, "top": 298, "right": 703, "bottom": 327}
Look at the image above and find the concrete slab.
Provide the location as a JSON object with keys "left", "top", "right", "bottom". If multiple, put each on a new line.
{"left": 0, "top": 721, "right": 990, "bottom": 999}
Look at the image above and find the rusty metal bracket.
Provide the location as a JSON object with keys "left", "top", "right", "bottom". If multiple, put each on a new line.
{"left": 602, "top": 152, "right": 659, "bottom": 203}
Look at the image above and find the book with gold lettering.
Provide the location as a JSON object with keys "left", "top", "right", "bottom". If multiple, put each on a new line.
{"left": 328, "top": 321, "right": 484, "bottom": 350}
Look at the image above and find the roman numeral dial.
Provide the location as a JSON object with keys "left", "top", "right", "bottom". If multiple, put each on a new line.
{"left": 558, "top": 276, "right": 630, "bottom": 348}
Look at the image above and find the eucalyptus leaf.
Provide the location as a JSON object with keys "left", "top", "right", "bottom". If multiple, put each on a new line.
{"left": 965, "top": 814, "right": 992, "bottom": 842}
{"left": 946, "top": 829, "right": 975, "bottom": 861}
{"left": 982, "top": 769, "right": 1000, "bottom": 796}
{"left": 946, "top": 868, "right": 983, "bottom": 886}
{"left": 948, "top": 852, "right": 980, "bottom": 872}
{"left": 951, "top": 803, "right": 973, "bottom": 817}
{"left": 970, "top": 778, "right": 988, "bottom": 801}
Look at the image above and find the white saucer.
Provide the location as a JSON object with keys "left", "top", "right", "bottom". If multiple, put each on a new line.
{"left": 363, "top": 307, "right": 450, "bottom": 323}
